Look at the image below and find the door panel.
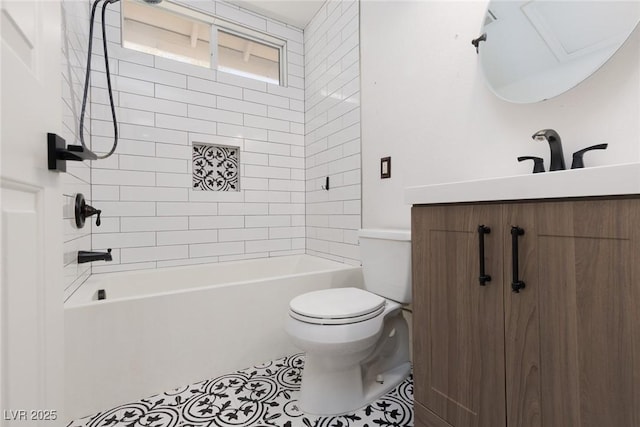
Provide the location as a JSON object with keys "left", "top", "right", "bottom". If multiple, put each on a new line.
{"left": 1, "top": 1, "right": 37, "bottom": 70}
{"left": 533, "top": 200, "right": 640, "bottom": 427}
{"left": 503, "top": 204, "right": 541, "bottom": 427}
{"left": 415, "top": 400, "right": 456, "bottom": 427}
{"left": 1, "top": 0, "right": 63, "bottom": 423}
{"left": 413, "top": 205, "right": 505, "bottom": 427}
{"left": 1, "top": 183, "right": 43, "bottom": 410}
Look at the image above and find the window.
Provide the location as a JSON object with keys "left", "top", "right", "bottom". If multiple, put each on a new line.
{"left": 217, "top": 30, "right": 280, "bottom": 85}
{"left": 122, "top": 0, "right": 212, "bottom": 67}
{"left": 121, "top": 0, "right": 286, "bottom": 85}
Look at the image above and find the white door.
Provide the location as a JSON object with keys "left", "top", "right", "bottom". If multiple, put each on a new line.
{"left": 1, "top": 0, "right": 64, "bottom": 425}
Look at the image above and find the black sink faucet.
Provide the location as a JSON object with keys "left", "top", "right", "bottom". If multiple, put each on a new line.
{"left": 532, "top": 129, "right": 565, "bottom": 171}
{"left": 78, "top": 249, "right": 112, "bottom": 264}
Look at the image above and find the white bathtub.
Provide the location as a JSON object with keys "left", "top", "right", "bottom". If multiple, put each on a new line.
{"left": 64, "top": 255, "right": 363, "bottom": 421}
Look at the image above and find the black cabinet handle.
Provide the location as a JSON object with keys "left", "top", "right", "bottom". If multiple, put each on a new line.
{"left": 478, "top": 225, "right": 491, "bottom": 285}
{"left": 511, "top": 226, "right": 526, "bottom": 293}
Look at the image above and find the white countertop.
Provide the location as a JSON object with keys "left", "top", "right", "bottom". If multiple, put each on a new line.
{"left": 405, "top": 163, "right": 640, "bottom": 205}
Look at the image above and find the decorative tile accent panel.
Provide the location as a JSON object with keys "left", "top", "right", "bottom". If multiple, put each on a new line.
{"left": 192, "top": 143, "right": 240, "bottom": 191}
{"left": 68, "top": 353, "right": 414, "bottom": 427}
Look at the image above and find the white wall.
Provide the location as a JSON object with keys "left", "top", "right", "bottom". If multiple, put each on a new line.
{"left": 360, "top": 1, "right": 640, "bottom": 230}
{"left": 62, "top": 0, "right": 93, "bottom": 299}
{"left": 89, "top": 1, "right": 306, "bottom": 273}
{"left": 305, "top": 0, "right": 361, "bottom": 265}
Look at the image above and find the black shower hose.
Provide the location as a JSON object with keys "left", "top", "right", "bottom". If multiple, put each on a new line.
{"left": 78, "top": 0, "right": 119, "bottom": 160}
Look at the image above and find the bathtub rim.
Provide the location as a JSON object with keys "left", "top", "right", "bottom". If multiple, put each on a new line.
{"left": 65, "top": 254, "right": 361, "bottom": 308}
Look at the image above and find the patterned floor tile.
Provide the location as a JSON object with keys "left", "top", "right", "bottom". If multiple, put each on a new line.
{"left": 68, "top": 353, "right": 414, "bottom": 427}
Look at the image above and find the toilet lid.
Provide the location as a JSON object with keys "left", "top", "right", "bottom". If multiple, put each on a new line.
{"left": 289, "top": 288, "right": 386, "bottom": 325}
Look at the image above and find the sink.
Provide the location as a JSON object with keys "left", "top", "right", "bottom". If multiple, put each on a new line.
{"left": 405, "top": 163, "right": 640, "bottom": 205}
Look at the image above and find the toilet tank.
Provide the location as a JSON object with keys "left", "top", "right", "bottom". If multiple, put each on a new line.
{"left": 359, "top": 229, "right": 411, "bottom": 304}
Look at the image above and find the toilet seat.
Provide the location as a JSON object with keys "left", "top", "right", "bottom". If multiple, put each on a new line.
{"left": 289, "top": 288, "right": 386, "bottom": 325}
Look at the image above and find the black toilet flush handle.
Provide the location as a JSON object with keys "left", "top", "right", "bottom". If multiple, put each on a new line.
{"left": 75, "top": 193, "right": 102, "bottom": 228}
{"left": 571, "top": 143, "right": 608, "bottom": 169}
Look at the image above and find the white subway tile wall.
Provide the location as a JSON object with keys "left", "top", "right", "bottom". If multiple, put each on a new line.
{"left": 90, "top": 0, "right": 307, "bottom": 271}
{"left": 305, "top": 0, "right": 361, "bottom": 265}
{"left": 62, "top": 0, "right": 93, "bottom": 300}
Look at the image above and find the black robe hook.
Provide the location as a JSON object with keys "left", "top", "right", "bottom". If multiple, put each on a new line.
{"left": 471, "top": 33, "right": 487, "bottom": 54}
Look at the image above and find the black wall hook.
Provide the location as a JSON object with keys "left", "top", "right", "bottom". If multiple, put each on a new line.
{"left": 471, "top": 33, "right": 487, "bottom": 54}
{"left": 321, "top": 176, "right": 330, "bottom": 191}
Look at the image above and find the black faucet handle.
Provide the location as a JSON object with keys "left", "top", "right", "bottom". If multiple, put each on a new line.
{"left": 571, "top": 143, "right": 608, "bottom": 169}
{"left": 75, "top": 193, "right": 103, "bottom": 228}
{"left": 92, "top": 208, "right": 102, "bottom": 226}
{"left": 518, "top": 156, "right": 545, "bottom": 173}
{"left": 84, "top": 204, "right": 102, "bottom": 226}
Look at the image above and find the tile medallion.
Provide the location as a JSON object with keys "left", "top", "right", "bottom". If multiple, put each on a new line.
{"left": 192, "top": 144, "right": 240, "bottom": 191}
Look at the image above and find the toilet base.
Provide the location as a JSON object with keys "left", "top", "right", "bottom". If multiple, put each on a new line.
{"left": 297, "top": 310, "right": 411, "bottom": 415}
{"left": 298, "top": 360, "right": 411, "bottom": 416}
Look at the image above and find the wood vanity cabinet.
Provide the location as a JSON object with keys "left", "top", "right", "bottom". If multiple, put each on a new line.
{"left": 411, "top": 198, "right": 640, "bottom": 427}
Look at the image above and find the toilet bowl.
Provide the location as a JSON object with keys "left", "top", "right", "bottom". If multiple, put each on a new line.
{"left": 285, "top": 229, "right": 412, "bottom": 415}
{"left": 285, "top": 287, "right": 410, "bottom": 415}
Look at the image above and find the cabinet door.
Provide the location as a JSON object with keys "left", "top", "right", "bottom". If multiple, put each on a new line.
{"left": 503, "top": 203, "right": 542, "bottom": 427}
{"left": 505, "top": 200, "right": 640, "bottom": 427}
{"left": 412, "top": 205, "right": 506, "bottom": 427}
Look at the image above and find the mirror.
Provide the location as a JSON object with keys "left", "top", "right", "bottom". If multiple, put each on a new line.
{"left": 479, "top": 1, "right": 640, "bottom": 103}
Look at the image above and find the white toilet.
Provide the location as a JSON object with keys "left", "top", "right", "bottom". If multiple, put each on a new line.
{"left": 285, "top": 229, "right": 412, "bottom": 415}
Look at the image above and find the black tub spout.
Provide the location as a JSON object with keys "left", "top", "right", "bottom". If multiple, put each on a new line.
{"left": 78, "top": 248, "right": 112, "bottom": 264}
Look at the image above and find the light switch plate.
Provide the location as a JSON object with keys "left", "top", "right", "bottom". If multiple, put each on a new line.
{"left": 381, "top": 156, "right": 391, "bottom": 179}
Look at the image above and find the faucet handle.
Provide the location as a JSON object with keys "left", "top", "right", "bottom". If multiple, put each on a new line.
{"left": 518, "top": 156, "right": 545, "bottom": 174}
{"left": 84, "top": 204, "right": 102, "bottom": 226}
{"left": 75, "top": 193, "right": 102, "bottom": 228}
{"left": 571, "top": 143, "right": 608, "bottom": 169}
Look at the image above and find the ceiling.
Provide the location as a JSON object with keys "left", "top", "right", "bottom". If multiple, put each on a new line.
{"left": 226, "top": 0, "right": 325, "bottom": 29}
